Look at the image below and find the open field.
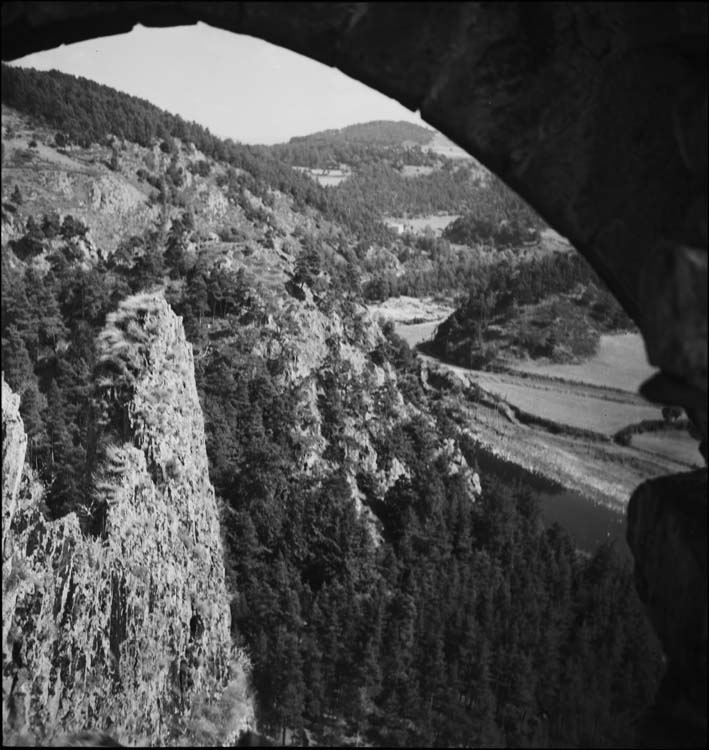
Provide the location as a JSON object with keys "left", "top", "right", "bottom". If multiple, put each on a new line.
{"left": 368, "top": 296, "right": 455, "bottom": 325}
{"left": 471, "top": 372, "right": 662, "bottom": 435}
{"left": 425, "top": 132, "right": 478, "bottom": 163}
{"left": 422, "top": 352, "right": 663, "bottom": 437}
{"left": 400, "top": 165, "right": 436, "bottom": 177}
{"left": 505, "top": 333, "right": 655, "bottom": 392}
{"left": 447, "top": 385, "right": 692, "bottom": 509}
{"left": 292, "top": 167, "right": 351, "bottom": 186}
{"left": 395, "top": 320, "right": 441, "bottom": 348}
{"left": 410, "top": 321, "right": 702, "bottom": 506}
{"left": 384, "top": 213, "right": 459, "bottom": 235}
{"left": 631, "top": 430, "right": 703, "bottom": 468}
{"left": 538, "top": 227, "right": 574, "bottom": 253}
{"left": 401, "top": 325, "right": 664, "bottom": 438}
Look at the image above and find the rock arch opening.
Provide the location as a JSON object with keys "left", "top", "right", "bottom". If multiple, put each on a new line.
{"left": 2, "top": 3, "right": 706, "bottom": 746}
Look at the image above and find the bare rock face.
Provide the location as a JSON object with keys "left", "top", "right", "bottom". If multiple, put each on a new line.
{"left": 627, "top": 469, "right": 707, "bottom": 748}
{"left": 2, "top": 293, "right": 253, "bottom": 746}
{"left": 1, "top": 373, "right": 27, "bottom": 550}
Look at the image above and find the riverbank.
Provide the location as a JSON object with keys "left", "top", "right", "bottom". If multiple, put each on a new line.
{"left": 369, "top": 303, "right": 702, "bottom": 502}
{"left": 471, "top": 445, "right": 630, "bottom": 559}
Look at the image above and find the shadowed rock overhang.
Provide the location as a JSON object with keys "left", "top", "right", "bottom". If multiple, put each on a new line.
{"left": 2, "top": 2, "right": 706, "bottom": 746}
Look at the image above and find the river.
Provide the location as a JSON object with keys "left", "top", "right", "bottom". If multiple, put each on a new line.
{"left": 391, "top": 315, "right": 636, "bottom": 559}
{"left": 472, "top": 447, "right": 630, "bottom": 561}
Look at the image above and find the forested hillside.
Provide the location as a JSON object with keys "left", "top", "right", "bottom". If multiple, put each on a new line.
{"left": 268, "top": 120, "right": 437, "bottom": 169}
{"left": 0, "top": 64, "right": 558, "bottom": 299}
{"left": 423, "top": 252, "right": 634, "bottom": 367}
{"left": 1, "top": 66, "right": 661, "bottom": 747}
{"left": 290, "top": 120, "right": 435, "bottom": 145}
{"left": 0, "top": 63, "right": 391, "bottom": 244}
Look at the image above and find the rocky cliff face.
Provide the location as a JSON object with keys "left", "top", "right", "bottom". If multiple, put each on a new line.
{"left": 1, "top": 293, "right": 253, "bottom": 746}
{"left": 252, "top": 295, "right": 480, "bottom": 531}
{"left": 1, "top": 375, "right": 26, "bottom": 553}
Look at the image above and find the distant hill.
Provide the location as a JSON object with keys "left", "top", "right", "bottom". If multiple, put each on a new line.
{"left": 0, "top": 63, "right": 393, "bottom": 243}
{"left": 266, "top": 120, "right": 440, "bottom": 169}
{"left": 288, "top": 120, "right": 435, "bottom": 147}
{"left": 266, "top": 118, "right": 482, "bottom": 175}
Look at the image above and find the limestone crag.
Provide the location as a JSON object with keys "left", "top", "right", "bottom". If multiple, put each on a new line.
{"left": 1, "top": 373, "right": 26, "bottom": 551}
{"left": 0, "top": 205, "right": 24, "bottom": 246}
{"left": 2, "top": 293, "right": 253, "bottom": 746}
{"left": 254, "top": 295, "right": 481, "bottom": 547}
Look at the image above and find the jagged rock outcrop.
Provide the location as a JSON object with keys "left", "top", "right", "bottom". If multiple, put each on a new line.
{"left": 1, "top": 373, "right": 26, "bottom": 551}
{"left": 627, "top": 469, "right": 707, "bottom": 748}
{"left": 2, "top": 293, "right": 253, "bottom": 746}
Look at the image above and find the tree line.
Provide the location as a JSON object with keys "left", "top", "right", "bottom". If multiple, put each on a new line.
{"left": 1, "top": 63, "right": 392, "bottom": 245}
{"left": 1, "top": 67, "right": 660, "bottom": 746}
{"left": 1, "top": 214, "right": 660, "bottom": 746}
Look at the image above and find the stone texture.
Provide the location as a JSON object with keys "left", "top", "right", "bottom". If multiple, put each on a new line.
{"left": 2, "top": 294, "right": 254, "bottom": 745}
{"left": 1, "top": 3, "right": 706, "bottom": 744}
{"left": 627, "top": 469, "right": 707, "bottom": 748}
{"left": 1, "top": 373, "right": 27, "bottom": 553}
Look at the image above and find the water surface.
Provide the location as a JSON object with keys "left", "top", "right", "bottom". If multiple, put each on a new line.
{"left": 473, "top": 447, "right": 631, "bottom": 562}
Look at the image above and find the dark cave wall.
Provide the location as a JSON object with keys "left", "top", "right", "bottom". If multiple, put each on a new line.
{"left": 2, "top": 3, "right": 706, "bottom": 746}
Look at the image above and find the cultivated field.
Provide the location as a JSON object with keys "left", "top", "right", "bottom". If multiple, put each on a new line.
{"left": 384, "top": 213, "right": 460, "bottom": 235}
{"left": 631, "top": 430, "right": 703, "bottom": 468}
{"left": 405, "top": 319, "right": 700, "bottom": 500}
{"left": 468, "top": 371, "right": 662, "bottom": 436}
{"left": 449, "top": 388, "right": 691, "bottom": 509}
{"left": 505, "top": 333, "right": 655, "bottom": 392}
{"left": 426, "top": 132, "right": 479, "bottom": 164}
{"left": 402, "top": 326, "right": 664, "bottom": 437}
{"left": 400, "top": 165, "right": 436, "bottom": 177}
{"left": 292, "top": 167, "right": 350, "bottom": 186}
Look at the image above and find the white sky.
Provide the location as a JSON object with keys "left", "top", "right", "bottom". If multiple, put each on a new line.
{"left": 8, "top": 22, "right": 427, "bottom": 145}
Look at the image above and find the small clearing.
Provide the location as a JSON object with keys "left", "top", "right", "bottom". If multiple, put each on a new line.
{"left": 292, "top": 167, "right": 350, "bottom": 187}
{"left": 400, "top": 165, "right": 436, "bottom": 177}
{"left": 367, "top": 296, "right": 455, "bottom": 325}
{"left": 394, "top": 320, "right": 441, "bottom": 348}
{"left": 384, "top": 214, "right": 460, "bottom": 236}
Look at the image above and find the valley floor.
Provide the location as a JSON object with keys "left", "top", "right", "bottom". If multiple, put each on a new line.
{"left": 375, "top": 304, "right": 702, "bottom": 511}
{"left": 446, "top": 384, "right": 695, "bottom": 509}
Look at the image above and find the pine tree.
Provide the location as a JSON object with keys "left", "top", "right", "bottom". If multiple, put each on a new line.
{"left": 43, "top": 380, "right": 71, "bottom": 468}
{"left": 1, "top": 326, "right": 34, "bottom": 396}
{"left": 185, "top": 272, "right": 210, "bottom": 325}
{"left": 293, "top": 242, "right": 321, "bottom": 287}
{"left": 21, "top": 382, "right": 49, "bottom": 470}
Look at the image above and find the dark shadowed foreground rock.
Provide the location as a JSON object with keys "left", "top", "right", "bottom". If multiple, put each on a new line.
{"left": 627, "top": 469, "right": 707, "bottom": 748}
{"left": 2, "top": 293, "right": 253, "bottom": 745}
